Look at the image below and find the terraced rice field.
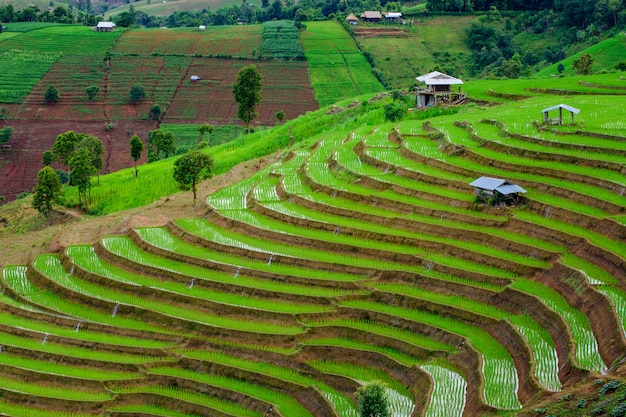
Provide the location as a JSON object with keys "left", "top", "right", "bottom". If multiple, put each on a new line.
{"left": 1, "top": 90, "right": 624, "bottom": 416}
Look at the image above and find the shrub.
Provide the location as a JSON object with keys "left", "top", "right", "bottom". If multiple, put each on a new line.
{"left": 594, "top": 407, "right": 604, "bottom": 415}
{"left": 44, "top": 85, "right": 59, "bottom": 103}
{"left": 149, "top": 103, "right": 162, "bottom": 120}
{"left": 616, "top": 60, "right": 626, "bottom": 71}
{"left": 577, "top": 398, "right": 587, "bottom": 408}
{"left": 600, "top": 380, "right": 621, "bottom": 395}
{"left": 85, "top": 85, "right": 100, "bottom": 101}
{"left": 611, "top": 404, "right": 626, "bottom": 417}
{"left": 130, "top": 85, "right": 146, "bottom": 104}
{"left": 16, "top": 192, "right": 31, "bottom": 199}
{"left": 383, "top": 104, "right": 404, "bottom": 122}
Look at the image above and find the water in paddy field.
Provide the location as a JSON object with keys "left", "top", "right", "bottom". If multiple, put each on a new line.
{"left": 421, "top": 365, "right": 466, "bottom": 417}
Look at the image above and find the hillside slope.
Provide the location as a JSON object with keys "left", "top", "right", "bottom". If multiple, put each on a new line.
{"left": 0, "top": 75, "right": 625, "bottom": 417}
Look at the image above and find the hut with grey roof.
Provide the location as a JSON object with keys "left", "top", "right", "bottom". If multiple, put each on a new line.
{"left": 469, "top": 176, "right": 526, "bottom": 205}
{"left": 541, "top": 104, "right": 580, "bottom": 125}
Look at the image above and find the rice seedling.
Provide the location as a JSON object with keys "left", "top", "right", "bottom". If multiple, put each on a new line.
{"left": 5, "top": 263, "right": 181, "bottom": 340}
{"left": 0, "top": 374, "right": 112, "bottom": 401}
{"left": 512, "top": 279, "right": 606, "bottom": 373}
{"left": 108, "top": 404, "right": 215, "bottom": 417}
{"left": 37, "top": 253, "right": 304, "bottom": 335}
{"left": 0, "top": 352, "right": 141, "bottom": 380}
{"left": 317, "top": 385, "right": 358, "bottom": 417}
{"left": 113, "top": 385, "right": 262, "bottom": 417}
{"left": 509, "top": 315, "right": 562, "bottom": 392}
{"left": 302, "top": 337, "right": 422, "bottom": 367}
{"left": 561, "top": 253, "right": 620, "bottom": 285}
{"left": 339, "top": 300, "right": 521, "bottom": 410}
{"left": 261, "top": 197, "right": 548, "bottom": 270}
{"left": 0, "top": 330, "right": 164, "bottom": 364}
{"left": 68, "top": 245, "right": 333, "bottom": 315}
{"left": 128, "top": 228, "right": 365, "bottom": 283}
{"left": 177, "top": 349, "right": 317, "bottom": 385}
{"left": 514, "top": 212, "right": 625, "bottom": 260}
{"left": 0, "top": 401, "right": 95, "bottom": 417}
{"left": 147, "top": 366, "right": 314, "bottom": 417}
{"left": 308, "top": 361, "right": 414, "bottom": 417}
{"left": 421, "top": 364, "right": 467, "bottom": 417}
{"left": 597, "top": 286, "right": 626, "bottom": 338}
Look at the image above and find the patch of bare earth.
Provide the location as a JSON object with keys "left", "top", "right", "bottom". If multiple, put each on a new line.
{"left": 0, "top": 157, "right": 271, "bottom": 268}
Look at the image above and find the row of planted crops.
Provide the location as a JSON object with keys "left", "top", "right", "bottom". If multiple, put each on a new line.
{"left": 1, "top": 102, "right": 625, "bottom": 417}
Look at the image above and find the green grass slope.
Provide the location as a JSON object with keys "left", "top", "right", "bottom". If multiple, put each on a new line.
{"left": 536, "top": 32, "right": 626, "bottom": 77}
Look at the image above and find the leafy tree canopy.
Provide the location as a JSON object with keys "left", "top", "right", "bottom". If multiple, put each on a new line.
{"left": 233, "top": 65, "right": 263, "bottom": 134}
{"left": 130, "top": 135, "right": 144, "bottom": 177}
{"left": 130, "top": 85, "right": 146, "bottom": 104}
{"left": 173, "top": 150, "right": 213, "bottom": 201}
{"left": 356, "top": 381, "right": 390, "bottom": 417}
{"left": 148, "top": 128, "right": 175, "bottom": 162}
{"left": 32, "top": 166, "right": 62, "bottom": 220}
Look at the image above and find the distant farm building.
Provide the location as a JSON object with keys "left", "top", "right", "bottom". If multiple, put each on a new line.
{"left": 190, "top": 75, "right": 201, "bottom": 82}
{"left": 346, "top": 13, "right": 359, "bottom": 25}
{"left": 95, "top": 22, "right": 115, "bottom": 32}
{"left": 415, "top": 71, "right": 465, "bottom": 108}
{"left": 199, "top": 25, "right": 206, "bottom": 31}
{"left": 361, "top": 11, "right": 382, "bottom": 22}
{"left": 384, "top": 12, "right": 402, "bottom": 22}
{"left": 541, "top": 104, "right": 580, "bottom": 125}
{"left": 469, "top": 176, "right": 526, "bottom": 205}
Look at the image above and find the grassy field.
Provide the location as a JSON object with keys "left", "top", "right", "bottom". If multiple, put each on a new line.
{"left": 301, "top": 21, "right": 385, "bottom": 106}
{"left": 536, "top": 33, "right": 626, "bottom": 77}
{"left": 355, "top": 15, "right": 476, "bottom": 88}
{"left": 104, "top": 0, "right": 261, "bottom": 18}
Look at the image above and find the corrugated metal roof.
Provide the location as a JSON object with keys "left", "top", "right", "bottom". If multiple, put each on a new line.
{"left": 497, "top": 184, "right": 526, "bottom": 195}
{"left": 97, "top": 22, "right": 115, "bottom": 28}
{"left": 541, "top": 104, "right": 580, "bottom": 114}
{"left": 469, "top": 177, "right": 505, "bottom": 189}
{"left": 469, "top": 176, "right": 526, "bottom": 195}
{"left": 385, "top": 12, "right": 402, "bottom": 18}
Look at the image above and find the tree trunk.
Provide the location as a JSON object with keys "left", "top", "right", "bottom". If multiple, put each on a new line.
{"left": 192, "top": 180, "right": 197, "bottom": 201}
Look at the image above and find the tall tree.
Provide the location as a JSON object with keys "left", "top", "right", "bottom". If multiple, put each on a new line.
{"left": 130, "top": 134, "right": 144, "bottom": 177}
{"left": 78, "top": 134, "right": 104, "bottom": 186}
{"left": 52, "top": 130, "right": 80, "bottom": 179}
{"left": 355, "top": 381, "right": 390, "bottom": 417}
{"left": 69, "top": 147, "right": 94, "bottom": 210}
{"left": 173, "top": 150, "right": 213, "bottom": 202}
{"left": 32, "top": 166, "right": 62, "bottom": 222}
{"left": 147, "top": 128, "right": 175, "bottom": 161}
{"left": 232, "top": 64, "right": 263, "bottom": 134}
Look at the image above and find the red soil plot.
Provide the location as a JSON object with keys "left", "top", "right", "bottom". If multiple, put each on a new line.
{"left": 0, "top": 120, "right": 158, "bottom": 202}
{"left": 163, "top": 58, "right": 318, "bottom": 125}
